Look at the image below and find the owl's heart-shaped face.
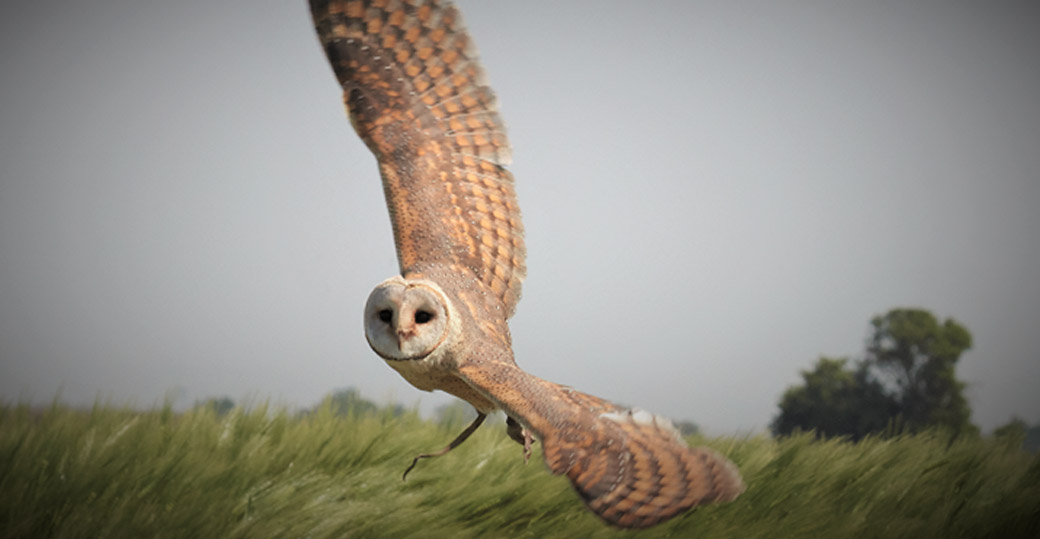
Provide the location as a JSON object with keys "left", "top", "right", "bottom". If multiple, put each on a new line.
{"left": 364, "top": 277, "right": 451, "bottom": 361}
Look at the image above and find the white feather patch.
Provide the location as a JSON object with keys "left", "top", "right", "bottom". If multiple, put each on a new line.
{"left": 599, "top": 408, "right": 684, "bottom": 442}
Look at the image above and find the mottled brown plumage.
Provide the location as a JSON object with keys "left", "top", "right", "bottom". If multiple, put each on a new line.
{"left": 311, "top": 0, "right": 524, "bottom": 316}
{"left": 310, "top": 0, "right": 744, "bottom": 529}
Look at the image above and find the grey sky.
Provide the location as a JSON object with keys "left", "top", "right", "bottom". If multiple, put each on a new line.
{"left": 1, "top": 1, "right": 1038, "bottom": 434}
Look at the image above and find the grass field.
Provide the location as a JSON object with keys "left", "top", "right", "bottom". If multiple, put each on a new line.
{"left": 1, "top": 400, "right": 1037, "bottom": 538}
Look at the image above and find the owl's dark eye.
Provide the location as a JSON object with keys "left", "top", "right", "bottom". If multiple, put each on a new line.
{"left": 378, "top": 309, "right": 393, "bottom": 323}
{"left": 414, "top": 310, "right": 433, "bottom": 324}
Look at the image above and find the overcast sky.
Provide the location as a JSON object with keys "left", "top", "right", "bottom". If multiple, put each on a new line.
{"left": 1, "top": 1, "right": 1038, "bottom": 434}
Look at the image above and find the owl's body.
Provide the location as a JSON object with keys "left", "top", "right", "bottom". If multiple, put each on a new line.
{"left": 366, "top": 265, "right": 504, "bottom": 414}
{"left": 310, "top": 0, "right": 744, "bottom": 529}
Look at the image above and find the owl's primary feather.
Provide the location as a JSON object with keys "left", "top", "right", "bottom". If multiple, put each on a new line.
{"left": 311, "top": 0, "right": 525, "bottom": 317}
{"left": 310, "top": 0, "right": 744, "bottom": 529}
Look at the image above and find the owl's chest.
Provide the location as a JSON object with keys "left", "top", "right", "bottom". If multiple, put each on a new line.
{"left": 384, "top": 357, "right": 497, "bottom": 413}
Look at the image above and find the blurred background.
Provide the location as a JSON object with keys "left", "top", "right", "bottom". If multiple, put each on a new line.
{"left": 1, "top": 0, "right": 1038, "bottom": 434}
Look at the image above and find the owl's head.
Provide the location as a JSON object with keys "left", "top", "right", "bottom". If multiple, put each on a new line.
{"left": 364, "top": 276, "right": 453, "bottom": 361}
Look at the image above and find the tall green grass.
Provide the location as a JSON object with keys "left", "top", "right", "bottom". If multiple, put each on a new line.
{"left": 1, "top": 400, "right": 1037, "bottom": 538}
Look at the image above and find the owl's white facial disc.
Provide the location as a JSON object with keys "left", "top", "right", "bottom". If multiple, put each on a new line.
{"left": 364, "top": 277, "right": 450, "bottom": 361}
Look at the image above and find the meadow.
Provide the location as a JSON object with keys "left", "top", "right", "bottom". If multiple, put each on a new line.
{"left": 1, "top": 399, "right": 1037, "bottom": 538}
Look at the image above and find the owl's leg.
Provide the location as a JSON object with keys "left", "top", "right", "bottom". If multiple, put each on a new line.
{"left": 402, "top": 412, "right": 487, "bottom": 480}
{"left": 506, "top": 416, "right": 536, "bottom": 464}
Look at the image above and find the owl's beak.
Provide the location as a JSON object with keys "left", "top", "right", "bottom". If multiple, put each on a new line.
{"left": 396, "top": 327, "right": 414, "bottom": 350}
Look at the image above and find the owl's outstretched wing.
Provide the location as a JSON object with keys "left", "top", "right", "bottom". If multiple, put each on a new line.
{"left": 457, "top": 360, "right": 745, "bottom": 529}
{"left": 311, "top": 0, "right": 525, "bottom": 316}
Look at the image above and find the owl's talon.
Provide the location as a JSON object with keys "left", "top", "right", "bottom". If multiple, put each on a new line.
{"left": 402, "top": 412, "right": 486, "bottom": 480}
{"left": 506, "top": 416, "right": 536, "bottom": 463}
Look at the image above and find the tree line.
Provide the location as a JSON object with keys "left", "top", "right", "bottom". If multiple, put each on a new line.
{"left": 196, "top": 307, "right": 1037, "bottom": 451}
{"left": 772, "top": 307, "right": 1037, "bottom": 451}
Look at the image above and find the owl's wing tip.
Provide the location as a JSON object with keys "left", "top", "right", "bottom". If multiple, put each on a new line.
{"left": 698, "top": 445, "right": 747, "bottom": 503}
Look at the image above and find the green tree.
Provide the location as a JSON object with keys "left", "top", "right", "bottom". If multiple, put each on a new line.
{"left": 867, "top": 308, "right": 975, "bottom": 435}
{"left": 327, "top": 387, "right": 379, "bottom": 417}
{"left": 773, "top": 308, "right": 977, "bottom": 439}
{"left": 771, "top": 357, "right": 897, "bottom": 440}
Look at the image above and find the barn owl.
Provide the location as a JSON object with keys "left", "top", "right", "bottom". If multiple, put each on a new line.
{"left": 309, "top": 0, "right": 744, "bottom": 528}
